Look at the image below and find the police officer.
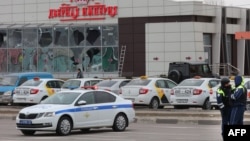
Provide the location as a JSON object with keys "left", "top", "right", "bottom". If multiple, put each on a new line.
{"left": 230, "top": 75, "right": 247, "bottom": 125}
{"left": 216, "top": 77, "right": 233, "bottom": 140}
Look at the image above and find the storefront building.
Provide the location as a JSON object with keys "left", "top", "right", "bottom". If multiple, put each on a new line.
{"left": 0, "top": 0, "right": 249, "bottom": 78}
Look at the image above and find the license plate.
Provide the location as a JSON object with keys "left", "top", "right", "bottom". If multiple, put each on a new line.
{"left": 176, "top": 99, "right": 188, "bottom": 103}
{"left": 17, "top": 98, "right": 26, "bottom": 101}
{"left": 19, "top": 120, "right": 32, "bottom": 125}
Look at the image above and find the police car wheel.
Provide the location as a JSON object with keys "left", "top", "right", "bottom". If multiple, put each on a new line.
{"left": 21, "top": 130, "right": 36, "bottom": 136}
{"left": 112, "top": 113, "right": 127, "bottom": 132}
{"left": 56, "top": 116, "right": 72, "bottom": 136}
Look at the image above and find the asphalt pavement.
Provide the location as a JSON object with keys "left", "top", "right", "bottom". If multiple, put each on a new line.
{"left": 1, "top": 106, "right": 250, "bottom": 125}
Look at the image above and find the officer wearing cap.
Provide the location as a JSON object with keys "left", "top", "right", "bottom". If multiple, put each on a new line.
{"left": 216, "top": 77, "right": 234, "bottom": 140}
{"left": 230, "top": 75, "right": 247, "bottom": 125}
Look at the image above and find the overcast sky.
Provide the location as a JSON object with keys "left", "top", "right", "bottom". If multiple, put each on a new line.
{"left": 174, "top": 0, "right": 250, "bottom": 8}
{"left": 223, "top": 0, "right": 250, "bottom": 7}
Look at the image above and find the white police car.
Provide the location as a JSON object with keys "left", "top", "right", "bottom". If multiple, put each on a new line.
{"left": 13, "top": 78, "right": 64, "bottom": 105}
{"left": 16, "top": 90, "right": 135, "bottom": 136}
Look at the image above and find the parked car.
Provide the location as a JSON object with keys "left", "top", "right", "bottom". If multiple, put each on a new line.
{"left": 0, "top": 72, "right": 54, "bottom": 105}
{"left": 13, "top": 78, "right": 65, "bottom": 105}
{"left": 243, "top": 78, "right": 250, "bottom": 110}
{"left": 61, "top": 78, "right": 103, "bottom": 90}
{"left": 95, "top": 78, "right": 131, "bottom": 94}
{"left": 167, "top": 61, "right": 220, "bottom": 84}
{"left": 170, "top": 77, "right": 220, "bottom": 110}
{"left": 120, "top": 76, "right": 177, "bottom": 109}
{"left": 16, "top": 89, "right": 135, "bottom": 136}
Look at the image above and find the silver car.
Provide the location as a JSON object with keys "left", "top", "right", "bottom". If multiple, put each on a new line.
{"left": 95, "top": 78, "right": 131, "bottom": 94}
{"left": 61, "top": 78, "right": 103, "bottom": 90}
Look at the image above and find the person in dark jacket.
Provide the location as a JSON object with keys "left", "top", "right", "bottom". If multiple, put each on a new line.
{"left": 76, "top": 68, "right": 83, "bottom": 78}
{"left": 230, "top": 75, "right": 247, "bottom": 125}
{"left": 216, "top": 77, "right": 234, "bottom": 140}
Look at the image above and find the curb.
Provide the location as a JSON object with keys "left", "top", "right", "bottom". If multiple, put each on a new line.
{"left": 1, "top": 109, "right": 250, "bottom": 125}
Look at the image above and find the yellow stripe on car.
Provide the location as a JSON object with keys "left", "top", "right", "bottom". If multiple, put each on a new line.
{"left": 154, "top": 85, "right": 164, "bottom": 98}
{"left": 46, "top": 86, "right": 55, "bottom": 96}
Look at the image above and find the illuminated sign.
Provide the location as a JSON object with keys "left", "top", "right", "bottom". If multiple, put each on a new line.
{"left": 235, "top": 32, "right": 250, "bottom": 40}
{"left": 48, "top": 0, "right": 118, "bottom": 21}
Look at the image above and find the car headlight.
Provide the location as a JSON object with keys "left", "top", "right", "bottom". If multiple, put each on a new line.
{"left": 3, "top": 91, "right": 12, "bottom": 96}
{"left": 44, "top": 112, "right": 55, "bottom": 117}
{"left": 36, "top": 113, "right": 45, "bottom": 118}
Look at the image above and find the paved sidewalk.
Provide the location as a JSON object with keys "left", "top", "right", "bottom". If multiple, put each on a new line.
{"left": 135, "top": 110, "right": 250, "bottom": 125}
{"left": 1, "top": 107, "right": 250, "bottom": 125}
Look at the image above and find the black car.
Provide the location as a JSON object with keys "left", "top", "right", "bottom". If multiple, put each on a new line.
{"left": 167, "top": 61, "right": 220, "bottom": 84}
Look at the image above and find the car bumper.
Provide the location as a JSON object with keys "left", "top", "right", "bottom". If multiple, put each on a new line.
{"left": 0, "top": 95, "right": 12, "bottom": 104}
{"left": 122, "top": 95, "right": 152, "bottom": 105}
{"left": 170, "top": 96, "right": 204, "bottom": 106}
{"left": 16, "top": 117, "right": 58, "bottom": 131}
{"left": 13, "top": 95, "right": 41, "bottom": 104}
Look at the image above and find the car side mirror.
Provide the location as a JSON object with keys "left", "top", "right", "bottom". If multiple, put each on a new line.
{"left": 77, "top": 100, "right": 87, "bottom": 105}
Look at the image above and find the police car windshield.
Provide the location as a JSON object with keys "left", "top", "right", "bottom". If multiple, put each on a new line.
{"left": 0, "top": 76, "right": 18, "bottom": 86}
{"left": 178, "top": 79, "right": 204, "bottom": 86}
{"left": 41, "top": 92, "right": 81, "bottom": 105}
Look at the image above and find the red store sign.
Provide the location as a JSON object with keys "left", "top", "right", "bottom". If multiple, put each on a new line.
{"left": 48, "top": 0, "right": 118, "bottom": 21}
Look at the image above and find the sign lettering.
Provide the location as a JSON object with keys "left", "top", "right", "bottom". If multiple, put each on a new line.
{"left": 48, "top": 0, "right": 118, "bottom": 21}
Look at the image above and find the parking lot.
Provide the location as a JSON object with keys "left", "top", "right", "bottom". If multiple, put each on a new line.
{"left": 1, "top": 105, "right": 250, "bottom": 125}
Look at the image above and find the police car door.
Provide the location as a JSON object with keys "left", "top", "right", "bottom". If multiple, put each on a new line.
{"left": 74, "top": 91, "right": 100, "bottom": 128}
{"left": 94, "top": 91, "right": 117, "bottom": 126}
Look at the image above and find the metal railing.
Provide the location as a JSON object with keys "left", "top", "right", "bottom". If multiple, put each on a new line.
{"left": 210, "top": 63, "right": 240, "bottom": 76}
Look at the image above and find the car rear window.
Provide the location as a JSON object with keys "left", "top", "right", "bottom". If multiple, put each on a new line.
{"left": 21, "top": 80, "right": 42, "bottom": 86}
{"left": 96, "top": 80, "right": 116, "bottom": 87}
{"left": 62, "top": 80, "right": 81, "bottom": 88}
{"left": 178, "top": 79, "right": 204, "bottom": 86}
{"left": 126, "top": 79, "right": 151, "bottom": 86}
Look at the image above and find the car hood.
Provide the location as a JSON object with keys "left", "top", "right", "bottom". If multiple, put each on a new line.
{"left": 0, "top": 86, "right": 15, "bottom": 92}
{"left": 18, "top": 104, "right": 71, "bottom": 114}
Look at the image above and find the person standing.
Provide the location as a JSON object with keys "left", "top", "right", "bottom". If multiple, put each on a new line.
{"left": 76, "top": 68, "right": 83, "bottom": 78}
{"left": 216, "top": 77, "right": 233, "bottom": 140}
{"left": 230, "top": 75, "right": 247, "bottom": 125}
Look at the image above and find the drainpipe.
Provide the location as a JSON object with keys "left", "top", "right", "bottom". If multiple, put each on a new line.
{"left": 246, "top": 10, "right": 250, "bottom": 75}
{"left": 222, "top": 7, "right": 230, "bottom": 75}
{"left": 224, "top": 8, "right": 230, "bottom": 75}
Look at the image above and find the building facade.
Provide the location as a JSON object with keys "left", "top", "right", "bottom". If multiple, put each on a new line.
{"left": 0, "top": 0, "right": 249, "bottom": 78}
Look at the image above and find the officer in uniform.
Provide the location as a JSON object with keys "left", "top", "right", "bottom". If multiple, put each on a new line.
{"left": 230, "top": 75, "right": 247, "bottom": 125}
{"left": 216, "top": 77, "right": 234, "bottom": 140}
